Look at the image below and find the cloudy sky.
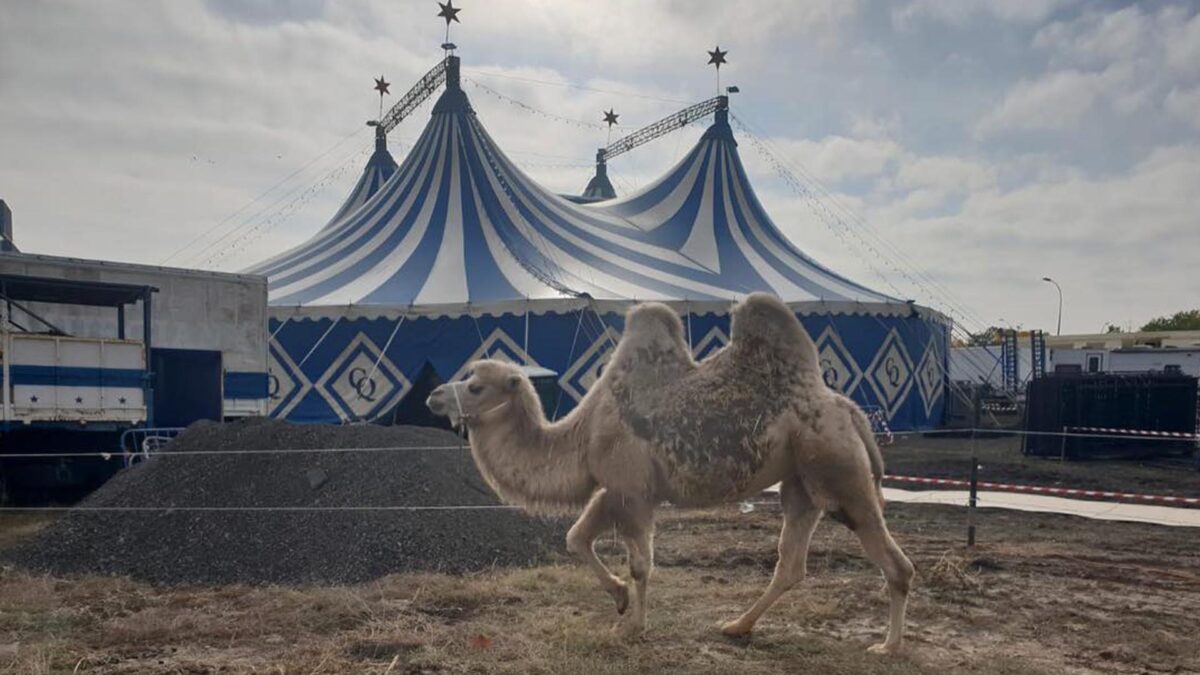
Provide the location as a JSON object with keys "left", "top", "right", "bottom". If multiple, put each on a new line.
{"left": 1, "top": 0, "right": 1197, "bottom": 335}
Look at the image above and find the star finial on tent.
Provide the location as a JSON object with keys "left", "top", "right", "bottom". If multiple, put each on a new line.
{"left": 438, "top": 1, "right": 461, "bottom": 25}
{"left": 373, "top": 76, "right": 391, "bottom": 120}
{"left": 603, "top": 109, "right": 619, "bottom": 127}
{"left": 707, "top": 46, "right": 728, "bottom": 69}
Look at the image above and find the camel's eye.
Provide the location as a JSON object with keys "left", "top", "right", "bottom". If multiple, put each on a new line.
{"left": 467, "top": 383, "right": 483, "bottom": 395}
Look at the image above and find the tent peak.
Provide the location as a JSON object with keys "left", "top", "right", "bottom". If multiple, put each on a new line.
{"left": 700, "top": 106, "right": 737, "bottom": 145}
{"left": 432, "top": 55, "right": 473, "bottom": 115}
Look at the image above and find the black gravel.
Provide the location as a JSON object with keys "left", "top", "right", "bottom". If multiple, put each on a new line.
{"left": 4, "top": 419, "right": 567, "bottom": 585}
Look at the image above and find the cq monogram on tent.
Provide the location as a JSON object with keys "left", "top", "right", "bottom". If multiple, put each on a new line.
{"left": 915, "top": 336, "right": 945, "bottom": 418}
{"left": 885, "top": 358, "right": 903, "bottom": 387}
{"left": 314, "top": 332, "right": 410, "bottom": 422}
{"left": 347, "top": 367, "right": 379, "bottom": 401}
{"left": 865, "top": 329, "right": 914, "bottom": 421}
{"left": 821, "top": 358, "right": 840, "bottom": 388}
{"left": 266, "top": 339, "right": 311, "bottom": 419}
{"left": 814, "top": 326, "right": 862, "bottom": 395}
{"left": 921, "top": 362, "right": 938, "bottom": 391}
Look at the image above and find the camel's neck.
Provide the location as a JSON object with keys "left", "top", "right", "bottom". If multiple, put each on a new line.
{"left": 466, "top": 387, "right": 595, "bottom": 514}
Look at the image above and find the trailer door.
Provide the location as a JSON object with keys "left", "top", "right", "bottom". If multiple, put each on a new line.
{"left": 151, "top": 348, "right": 222, "bottom": 427}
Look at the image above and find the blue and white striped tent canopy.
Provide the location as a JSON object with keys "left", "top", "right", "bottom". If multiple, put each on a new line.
{"left": 326, "top": 127, "right": 398, "bottom": 227}
{"left": 250, "top": 57, "right": 949, "bottom": 429}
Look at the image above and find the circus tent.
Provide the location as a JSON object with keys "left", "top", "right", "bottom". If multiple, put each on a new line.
{"left": 248, "top": 56, "right": 949, "bottom": 428}
{"left": 326, "top": 126, "right": 398, "bottom": 227}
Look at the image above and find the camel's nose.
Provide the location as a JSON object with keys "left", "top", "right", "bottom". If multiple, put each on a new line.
{"left": 426, "top": 387, "right": 447, "bottom": 415}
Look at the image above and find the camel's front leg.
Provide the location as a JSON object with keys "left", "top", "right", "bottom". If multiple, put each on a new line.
{"left": 566, "top": 489, "right": 629, "bottom": 615}
{"left": 615, "top": 500, "right": 654, "bottom": 639}
{"left": 721, "top": 479, "right": 822, "bottom": 637}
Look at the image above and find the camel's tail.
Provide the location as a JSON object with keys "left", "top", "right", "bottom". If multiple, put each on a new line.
{"left": 849, "top": 404, "right": 886, "bottom": 510}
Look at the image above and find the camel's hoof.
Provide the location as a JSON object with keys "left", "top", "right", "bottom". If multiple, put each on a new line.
{"left": 610, "top": 582, "right": 630, "bottom": 615}
{"left": 719, "top": 620, "right": 753, "bottom": 638}
{"left": 612, "top": 619, "right": 645, "bottom": 640}
{"left": 867, "top": 641, "right": 901, "bottom": 655}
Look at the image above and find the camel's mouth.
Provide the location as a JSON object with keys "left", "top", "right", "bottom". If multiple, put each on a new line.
{"left": 426, "top": 395, "right": 447, "bottom": 415}
{"left": 426, "top": 390, "right": 465, "bottom": 427}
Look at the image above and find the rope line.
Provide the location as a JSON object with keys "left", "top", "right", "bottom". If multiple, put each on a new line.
{"left": 463, "top": 69, "right": 690, "bottom": 104}
{"left": 0, "top": 445, "right": 467, "bottom": 459}
{"left": 0, "top": 505, "right": 522, "bottom": 513}
{"left": 465, "top": 79, "right": 618, "bottom": 132}
{"left": 159, "top": 125, "right": 369, "bottom": 266}
{"left": 0, "top": 427, "right": 1192, "bottom": 460}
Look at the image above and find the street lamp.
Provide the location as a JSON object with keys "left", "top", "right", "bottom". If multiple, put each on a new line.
{"left": 1041, "top": 277, "right": 1062, "bottom": 336}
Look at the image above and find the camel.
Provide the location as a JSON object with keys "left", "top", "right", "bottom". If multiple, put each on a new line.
{"left": 425, "top": 293, "right": 915, "bottom": 654}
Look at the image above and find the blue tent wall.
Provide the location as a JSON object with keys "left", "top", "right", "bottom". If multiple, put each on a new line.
{"left": 267, "top": 309, "right": 948, "bottom": 429}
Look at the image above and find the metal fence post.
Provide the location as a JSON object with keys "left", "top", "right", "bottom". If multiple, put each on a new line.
{"left": 968, "top": 387, "right": 981, "bottom": 547}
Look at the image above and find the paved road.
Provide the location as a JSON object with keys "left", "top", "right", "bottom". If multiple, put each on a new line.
{"left": 881, "top": 487, "right": 1200, "bottom": 528}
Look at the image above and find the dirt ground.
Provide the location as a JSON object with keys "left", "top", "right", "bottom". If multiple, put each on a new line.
{"left": 882, "top": 435, "right": 1199, "bottom": 498}
{"left": 1, "top": 498, "right": 1197, "bottom": 675}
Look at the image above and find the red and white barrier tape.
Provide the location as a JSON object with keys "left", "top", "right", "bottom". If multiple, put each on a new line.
{"left": 982, "top": 403, "right": 1018, "bottom": 412}
{"left": 868, "top": 409, "right": 895, "bottom": 447}
{"left": 1063, "top": 426, "right": 1199, "bottom": 440}
{"left": 884, "top": 474, "right": 1200, "bottom": 507}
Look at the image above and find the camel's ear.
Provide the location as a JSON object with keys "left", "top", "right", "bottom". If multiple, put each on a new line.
{"left": 507, "top": 374, "right": 522, "bottom": 391}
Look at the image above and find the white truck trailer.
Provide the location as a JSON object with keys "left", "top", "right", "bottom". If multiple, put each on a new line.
{"left": 0, "top": 252, "right": 268, "bottom": 424}
{"left": 0, "top": 253, "right": 269, "bottom": 501}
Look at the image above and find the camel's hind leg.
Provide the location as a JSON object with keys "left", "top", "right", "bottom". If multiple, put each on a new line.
{"left": 567, "top": 489, "right": 630, "bottom": 615}
{"left": 846, "top": 504, "right": 914, "bottom": 655}
{"left": 720, "top": 478, "right": 822, "bottom": 637}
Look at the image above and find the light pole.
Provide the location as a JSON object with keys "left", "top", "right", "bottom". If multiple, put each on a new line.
{"left": 1042, "top": 277, "right": 1062, "bottom": 335}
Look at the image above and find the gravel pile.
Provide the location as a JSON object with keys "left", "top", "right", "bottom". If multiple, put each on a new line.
{"left": 5, "top": 419, "right": 566, "bottom": 585}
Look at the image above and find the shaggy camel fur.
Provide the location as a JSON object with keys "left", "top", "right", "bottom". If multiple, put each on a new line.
{"left": 425, "top": 293, "right": 915, "bottom": 654}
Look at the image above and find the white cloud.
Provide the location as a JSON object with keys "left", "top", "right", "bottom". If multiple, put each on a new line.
{"left": 764, "top": 136, "right": 900, "bottom": 184}
{"left": 895, "top": 156, "right": 997, "bottom": 193}
{"left": 975, "top": 69, "right": 1111, "bottom": 136}
{"left": 849, "top": 114, "right": 901, "bottom": 140}
{"left": 1021, "top": 5, "right": 1200, "bottom": 129}
{"left": 1033, "top": 5, "right": 1150, "bottom": 65}
{"left": 894, "top": 0, "right": 1077, "bottom": 29}
{"left": 1165, "top": 9, "right": 1200, "bottom": 77}
{"left": 1165, "top": 87, "right": 1200, "bottom": 130}
{"left": 873, "top": 143, "right": 1200, "bottom": 330}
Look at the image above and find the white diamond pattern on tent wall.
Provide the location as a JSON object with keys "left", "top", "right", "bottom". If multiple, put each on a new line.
{"left": 865, "top": 329, "right": 914, "bottom": 421}
{"left": 915, "top": 336, "right": 945, "bottom": 418}
{"left": 267, "top": 339, "right": 310, "bottom": 419}
{"left": 449, "top": 328, "right": 539, "bottom": 382}
{"left": 315, "top": 333, "right": 410, "bottom": 422}
{"left": 560, "top": 327, "right": 622, "bottom": 403}
{"left": 814, "top": 326, "right": 863, "bottom": 395}
{"left": 692, "top": 327, "right": 729, "bottom": 361}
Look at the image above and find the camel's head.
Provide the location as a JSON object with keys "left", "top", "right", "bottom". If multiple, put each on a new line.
{"left": 426, "top": 360, "right": 527, "bottom": 426}
{"left": 730, "top": 292, "right": 796, "bottom": 343}
{"left": 622, "top": 302, "right": 688, "bottom": 353}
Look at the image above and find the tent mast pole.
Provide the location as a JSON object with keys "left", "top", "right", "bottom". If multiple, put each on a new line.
{"left": 686, "top": 304, "right": 693, "bottom": 351}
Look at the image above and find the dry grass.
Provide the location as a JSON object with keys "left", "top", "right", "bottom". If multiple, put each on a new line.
{"left": 923, "top": 551, "right": 981, "bottom": 591}
{"left": 1, "top": 502, "right": 1197, "bottom": 674}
